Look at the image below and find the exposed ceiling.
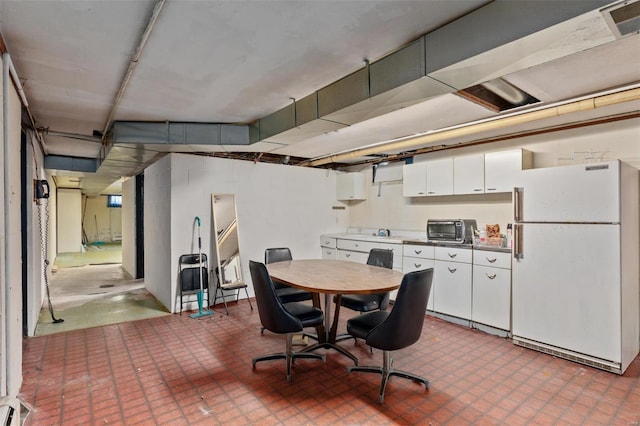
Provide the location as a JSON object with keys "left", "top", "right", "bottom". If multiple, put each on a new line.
{"left": 0, "top": 0, "right": 639, "bottom": 196}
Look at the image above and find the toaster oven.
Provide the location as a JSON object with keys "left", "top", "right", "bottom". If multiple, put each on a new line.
{"left": 427, "top": 219, "right": 477, "bottom": 244}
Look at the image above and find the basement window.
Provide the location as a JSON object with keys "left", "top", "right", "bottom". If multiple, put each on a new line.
{"left": 107, "top": 195, "right": 122, "bottom": 208}
{"left": 456, "top": 78, "right": 539, "bottom": 113}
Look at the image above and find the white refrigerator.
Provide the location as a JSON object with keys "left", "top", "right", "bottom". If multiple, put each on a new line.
{"left": 512, "top": 160, "right": 639, "bottom": 374}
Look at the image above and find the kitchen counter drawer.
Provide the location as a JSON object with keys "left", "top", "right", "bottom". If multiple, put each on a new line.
{"left": 337, "top": 249, "right": 369, "bottom": 264}
{"left": 320, "top": 236, "right": 337, "bottom": 248}
{"left": 434, "top": 246, "right": 472, "bottom": 263}
{"left": 473, "top": 251, "right": 511, "bottom": 269}
{"left": 403, "top": 244, "right": 435, "bottom": 259}
{"left": 337, "top": 239, "right": 402, "bottom": 267}
{"left": 337, "top": 238, "right": 399, "bottom": 253}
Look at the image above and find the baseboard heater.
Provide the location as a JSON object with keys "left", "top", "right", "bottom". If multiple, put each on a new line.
{"left": 513, "top": 336, "right": 622, "bottom": 375}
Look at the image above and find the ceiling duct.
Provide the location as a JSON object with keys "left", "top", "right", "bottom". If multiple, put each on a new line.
{"left": 97, "top": 121, "right": 251, "bottom": 177}
{"left": 601, "top": 0, "right": 640, "bottom": 38}
{"left": 259, "top": 0, "right": 612, "bottom": 148}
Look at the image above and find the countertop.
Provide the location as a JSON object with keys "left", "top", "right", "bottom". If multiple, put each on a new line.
{"left": 322, "top": 233, "right": 511, "bottom": 253}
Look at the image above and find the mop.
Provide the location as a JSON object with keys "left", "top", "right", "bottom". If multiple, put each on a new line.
{"left": 190, "top": 216, "right": 213, "bottom": 318}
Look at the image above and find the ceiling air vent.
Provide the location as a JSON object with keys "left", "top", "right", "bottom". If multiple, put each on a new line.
{"left": 602, "top": 0, "right": 640, "bottom": 38}
{"left": 456, "top": 78, "right": 540, "bottom": 113}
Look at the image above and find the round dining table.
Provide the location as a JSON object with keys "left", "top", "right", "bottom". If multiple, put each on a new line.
{"left": 267, "top": 259, "right": 404, "bottom": 364}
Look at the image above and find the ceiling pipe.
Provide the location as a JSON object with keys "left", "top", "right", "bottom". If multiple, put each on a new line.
{"left": 100, "top": 0, "right": 166, "bottom": 139}
{"left": 4, "top": 53, "right": 48, "bottom": 154}
{"left": 303, "top": 85, "right": 640, "bottom": 167}
{"left": 39, "top": 129, "right": 101, "bottom": 143}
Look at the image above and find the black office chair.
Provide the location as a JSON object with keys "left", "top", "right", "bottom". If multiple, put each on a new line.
{"left": 262, "top": 248, "right": 315, "bottom": 337}
{"left": 264, "top": 248, "right": 314, "bottom": 303}
{"left": 346, "top": 268, "right": 434, "bottom": 403}
{"left": 249, "top": 261, "right": 325, "bottom": 382}
{"left": 339, "top": 248, "right": 393, "bottom": 312}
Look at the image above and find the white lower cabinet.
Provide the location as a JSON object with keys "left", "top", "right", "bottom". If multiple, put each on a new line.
{"left": 433, "top": 246, "right": 472, "bottom": 319}
{"left": 402, "top": 244, "right": 435, "bottom": 310}
{"left": 320, "top": 236, "right": 338, "bottom": 259}
{"left": 472, "top": 251, "right": 511, "bottom": 331}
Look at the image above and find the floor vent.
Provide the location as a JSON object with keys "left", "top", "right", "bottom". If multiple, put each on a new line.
{"left": 513, "top": 338, "right": 621, "bottom": 374}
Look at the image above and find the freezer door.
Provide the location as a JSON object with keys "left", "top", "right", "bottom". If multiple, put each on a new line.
{"left": 512, "top": 223, "right": 621, "bottom": 363}
{"left": 515, "top": 161, "right": 620, "bottom": 223}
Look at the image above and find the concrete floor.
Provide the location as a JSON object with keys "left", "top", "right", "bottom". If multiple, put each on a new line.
{"left": 36, "top": 253, "right": 169, "bottom": 336}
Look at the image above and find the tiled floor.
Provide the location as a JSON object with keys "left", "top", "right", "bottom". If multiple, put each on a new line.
{"left": 20, "top": 301, "right": 640, "bottom": 425}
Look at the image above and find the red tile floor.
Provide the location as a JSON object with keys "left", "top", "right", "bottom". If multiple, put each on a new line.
{"left": 21, "top": 300, "right": 640, "bottom": 425}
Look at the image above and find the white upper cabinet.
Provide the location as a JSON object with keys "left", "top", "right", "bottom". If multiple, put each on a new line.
{"left": 454, "top": 154, "right": 485, "bottom": 195}
{"left": 426, "top": 158, "right": 454, "bottom": 196}
{"left": 402, "top": 163, "right": 428, "bottom": 197}
{"left": 336, "top": 172, "right": 367, "bottom": 200}
{"left": 484, "top": 149, "right": 532, "bottom": 193}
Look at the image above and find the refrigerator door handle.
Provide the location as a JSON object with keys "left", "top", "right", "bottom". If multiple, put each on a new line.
{"left": 514, "top": 187, "right": 523, "bottom": 222}
{"left": 514, "top": 224, "right": 523, "bottom": 259}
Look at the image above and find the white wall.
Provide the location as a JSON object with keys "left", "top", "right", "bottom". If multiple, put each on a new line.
{"left": 349, "top": 118, "right": 640, "bottom": 234}
{"left": 83, "top": 195, "right": 122, "bottom": 243}
{"left": 144, "top": 155, "right": 173, "bottom": 311}
{"left": 26, "top": 130, "right": 47, "bottom": 337}
{"left": 121, "top": 177, "right": 136, "bottom": 278}
{"left": 56, "top": 189, "right": 82, "bottom": 253}
{"left": 144, "top": 153, "right": 347, "bottom": 312}
{"left": 1, "top": 59, "right": 24, "bottom": 396}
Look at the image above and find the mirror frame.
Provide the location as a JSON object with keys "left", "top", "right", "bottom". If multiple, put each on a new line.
{"left": 211, "top": 193, "right": 243, "bottom": 286}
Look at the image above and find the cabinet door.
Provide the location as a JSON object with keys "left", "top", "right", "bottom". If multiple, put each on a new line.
{"left": 337, "top": 172, "right": 367, "bottom": 200}
{"left": 402, "top": 257, "right": 435, "bottom": 310}
{"left": 472, "top": 265, "right": 511, "bottom": 330}
{"left": 321, "top": 247, "right": 338, "bottom": 259}
{"left": 426, "top": 158, "right": 454, "bottom": 196}
{"left": 434, "top": 260, "right": 472, "bottom": 319}
{"left": 454, "top": 154, "right": 485, "bottom": 195}
{"left": 403, "top": 163, "right": 428, "bottom": 197}
{"left": 484, "top": 149, "right": 531, "bottom": 193}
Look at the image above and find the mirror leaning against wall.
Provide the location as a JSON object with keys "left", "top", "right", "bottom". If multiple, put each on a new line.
{"left": 211, "top": 194, "right": 243, "bottom": 287}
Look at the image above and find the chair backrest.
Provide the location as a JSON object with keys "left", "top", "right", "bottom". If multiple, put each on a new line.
{"left": 249, "top": 260, "right": 303, "bottom": 334}
{"left": 179, "top": 267, "right": 208, "bottom": 291}
{"left": 367, "top": 248, "right": 393, "bottom": 309}
{"left": 365, "top": 268, "right": 434, "bottom": 351}
{"left": 366, "top": 248, "right": 393, "bottom": 269}
{"left": 264, "top": 248, "right": 293, "bottom": 290}
{"left": 179, "top": 253, "right": 207, "bottom": 265}
{"left": 264, "top": 247, "right": 293, "bottom": 264}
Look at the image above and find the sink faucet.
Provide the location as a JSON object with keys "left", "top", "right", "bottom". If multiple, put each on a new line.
{"left": 377, "top": 229, "right": 390, "bottom": 237}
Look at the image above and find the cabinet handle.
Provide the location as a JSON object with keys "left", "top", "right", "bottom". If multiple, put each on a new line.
{"left": 418, "top": 192, "right": 425, "bottom": 195}
{"left": 448, "top": 252, "right": 457, "bottom": 258}
{"left": 428, "top": 191, "right": 436, "bottom": 194}
{"left": 486, "top": 257, "right": 497, "bottom": 263}
{"left": 355, "top": 243, "right": 359, "bottom": 247}
{"left": 414, "top": 249, "right": 422, "bottom": 255}
{"left": 326, "top": 250, "right": 332, "bottom": 255}
{"left": 345, "top": 253, "right": 351, "bottom": 258}
{"left": 487, "top": 188, "right": 496, "bottom": 191}
{"left": 448, "top": 267, "right": 457, "bottom": 273}
{"left": 474, "top": 189, "right": 482, "bottom": 192}
{"left": 414, "top": 263, "right": 422, "bottom": 268}
{"left": 486, "top": 273, "right": 497, "bottom": 279}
